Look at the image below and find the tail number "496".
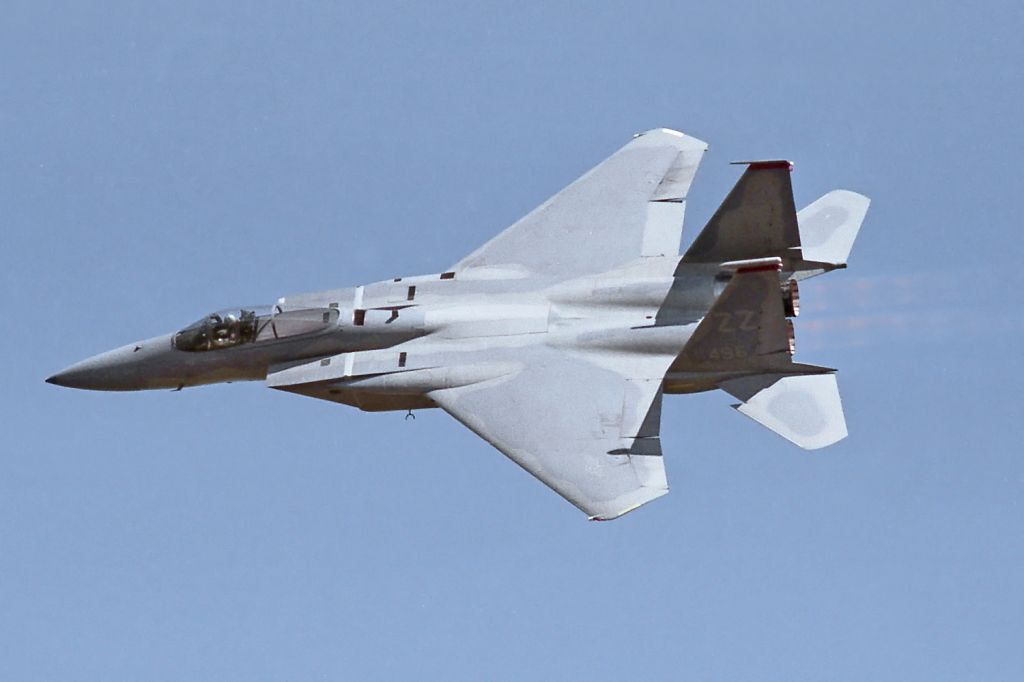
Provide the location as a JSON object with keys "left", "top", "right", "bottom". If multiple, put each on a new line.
{"left": 706, "top": 345, "right": 749, "bottom": 360}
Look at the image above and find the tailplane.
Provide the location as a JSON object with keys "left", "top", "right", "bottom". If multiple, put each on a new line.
{"left": 793, "top": 190, "right": 870, "bottom": 281}
{"left": 719, "top": 373, "right": 848, "bottom": 449}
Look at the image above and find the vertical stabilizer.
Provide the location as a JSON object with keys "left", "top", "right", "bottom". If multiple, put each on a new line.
{"left": 682, "top": 161, "right": 800, "bottom": 264}
{"left": 671, "top": 258, "right": 791, "bottom": 371}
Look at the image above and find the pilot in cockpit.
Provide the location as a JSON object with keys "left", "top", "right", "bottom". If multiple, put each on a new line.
{"left": 174, "top": 306, "right": 326, "bottom": 352}
{"left": 212, "top": 314, "right": 237, "bottom": 348}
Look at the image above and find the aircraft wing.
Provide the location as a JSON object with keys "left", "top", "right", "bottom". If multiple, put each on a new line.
{"left": 429, "top": 347, "right": 669, "bottom": 520}
{"left": 452, "top": 128, "right": 707, "bottom": 280}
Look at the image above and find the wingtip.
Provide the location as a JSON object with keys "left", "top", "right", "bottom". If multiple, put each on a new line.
{"left": 585, "top": 486, "right": 669, "bottom": 521}
{"left": 632, "top": 128, "right": 708, "bottom": 150}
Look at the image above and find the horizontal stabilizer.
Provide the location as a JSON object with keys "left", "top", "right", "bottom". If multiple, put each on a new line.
{"left": 794, "top": 190, "right": 870, "bottom": 279}
{"left": 721, "top": 373, "right": 848, "bottom": 449}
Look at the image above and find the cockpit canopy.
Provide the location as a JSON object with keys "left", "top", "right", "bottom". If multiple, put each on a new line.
{"left": 174, "top": 306, "right": 339, "bottom": 352}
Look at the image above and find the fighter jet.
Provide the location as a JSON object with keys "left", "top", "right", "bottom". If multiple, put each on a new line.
{"left": 48, "top": 129, "right": 869, "bottom": 520}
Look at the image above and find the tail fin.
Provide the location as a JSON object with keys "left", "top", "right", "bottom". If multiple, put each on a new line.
{"left": 720, "top": 373, "right": 848, "bottom": 449}
{"left": 671, "top": 256, "right": 850, "bottom": 449}
{"left": 793, "top": 190, "right": 870, "bottom": 281}
{"left": 671, "top": 258, "right": 791, "bottom": 371}
{"left": 682, "top": 160, "right": 800, "bottom": 264}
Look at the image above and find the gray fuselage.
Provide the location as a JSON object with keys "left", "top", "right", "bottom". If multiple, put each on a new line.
{"left": 48, "top": 256, "right": 736, "bottom": 402}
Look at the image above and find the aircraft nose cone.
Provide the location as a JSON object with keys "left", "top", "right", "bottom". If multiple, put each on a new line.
{"left": 46, "top": 335, "right": 177, "bottom": 391}
{"left": 47, "top": 349, "right": 138, "bottom": 390}
{"left": 46, "top": 370, "right": 82, "bottom": 388}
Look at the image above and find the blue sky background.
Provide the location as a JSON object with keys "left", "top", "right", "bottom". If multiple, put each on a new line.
{"left": 3, "top": 1, "right": 1023, "bottom": 679}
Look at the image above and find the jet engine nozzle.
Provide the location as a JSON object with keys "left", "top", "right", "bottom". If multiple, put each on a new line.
{"left": 782, "top": 279, "right": 800, "bottom": 317}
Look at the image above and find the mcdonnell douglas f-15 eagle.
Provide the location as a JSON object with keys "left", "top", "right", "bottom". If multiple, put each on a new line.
{"left": 48, "top": 129, "right": 869, "bottom": 520}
